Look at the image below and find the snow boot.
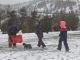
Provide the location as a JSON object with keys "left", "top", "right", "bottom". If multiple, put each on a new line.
{"left": 57, "top": 48, "right": 61, "bottom": 51}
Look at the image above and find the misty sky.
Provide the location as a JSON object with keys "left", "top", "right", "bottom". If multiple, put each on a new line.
{"left": 0, "top": 0, "right": 32, "bottom": 5}
{"left": 0, "top": 0, "right": 80, "bottom": 5}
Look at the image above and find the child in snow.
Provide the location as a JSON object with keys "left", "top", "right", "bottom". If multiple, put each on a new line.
{"left": 57, "top": 21, "right": 69, "bottom": 52}
{"left": 36, "top": 22, "right": 46, "bottom": 48}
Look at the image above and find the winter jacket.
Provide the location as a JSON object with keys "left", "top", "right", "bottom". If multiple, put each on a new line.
{"left": 36, "top": 25, "right": 43, "bottom": 38}
{"left": 8, "top": 26, "right": 20, "bottom": 36}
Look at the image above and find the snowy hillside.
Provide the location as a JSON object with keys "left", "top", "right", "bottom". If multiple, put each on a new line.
{"left": 33, "top": 0, "right": 80, "bottom": 14}
{"left": 0, "top": 31, "right": 80, "bottom": 60}
{"left": 0, "top": 0, "right": 80, "bottom": 14}
{"left": 19, "top": 0, "right": 80, "bottom": 14}
{"left": 11, "top": 0, "right": 79, "bottom": 14}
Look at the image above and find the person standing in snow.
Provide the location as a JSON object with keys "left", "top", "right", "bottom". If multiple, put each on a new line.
{"left": 36, "top": 22, "right": 46, "bottom": 48}
{"left": 7, "top": 25, "right": 20, "bottom": 48}
{"left": 7, "top": 10, "right": 21, "bottom": 48}
{"left": 57, "top": 20, "right": 69, "bottom": 52}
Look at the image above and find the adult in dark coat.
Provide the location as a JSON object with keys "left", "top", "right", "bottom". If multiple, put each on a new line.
{"left": 8, "top": 26, "right": 20, "bottom": 48}
{"left": 36, "top": 22, "right": 46, "bottom": 48}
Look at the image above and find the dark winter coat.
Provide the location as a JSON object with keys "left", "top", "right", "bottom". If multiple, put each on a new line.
{"left": 8, "top": 26, "right": 20, "bottom": 36}
{"left": 36, "top": 25, "right": 43, "bottom": 38}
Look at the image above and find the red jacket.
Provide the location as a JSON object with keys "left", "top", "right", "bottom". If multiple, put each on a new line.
{"left": 60, "top": 28, "right": 67, "bottom": 32}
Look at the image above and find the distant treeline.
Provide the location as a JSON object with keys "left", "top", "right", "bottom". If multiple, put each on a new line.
{"left": 0, "top": 7, "right": 79, "bottom": 33}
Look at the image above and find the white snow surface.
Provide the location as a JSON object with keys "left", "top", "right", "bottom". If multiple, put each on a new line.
{"left": 0, "top": 31, "right": 80, "bottom": 60}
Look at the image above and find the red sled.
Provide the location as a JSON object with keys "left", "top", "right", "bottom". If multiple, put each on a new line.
{"left": 11, "top": 35, "right": 22, "bottom": 43}
{"left": 16, "top": 35, "right": 22, "bottom": 43}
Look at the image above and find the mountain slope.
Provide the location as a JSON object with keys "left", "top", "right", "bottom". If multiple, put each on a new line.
{"left": 0, "top": 0, "right": 80, "bottom": 14}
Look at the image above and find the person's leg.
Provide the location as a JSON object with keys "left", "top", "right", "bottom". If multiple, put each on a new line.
{"left": 57, "top": 32, "right": 63, "bottom": 50}
{"left": 37, "top": 37, "right": 42, "bottom": 47}
{"left": 37, "top": 41, "right": 40, "bottom": 47}
{"left": 38, "top": 37, "right": 46, "bottom": 48}
{"left": 8, "top": 36, "right": 12, "bottom": 48}
{"left": 9, "top": 43, "right": 12, "bottom": 48}
{"left": 63, "top": 32, "right": 69, "bottom": 51}
{"left": 57, "top": 39, "right": 62, "bottom": 50}
{"left": 12, "top": 35, "right": 16, "bottom": 48}
{"left": 64, "top": 40, "right": 69, "bottom": 51}
{"left": 42, "top": 43, "right": 46, "bottom": 48}
{"left": 13, "top": 43, "right": 16, "bottom": 48}
{"left": 39, "top": 37, "right": 46, "bottom": 48}
{"left": 41, "top": 39, "right": 46, "bottom": 48}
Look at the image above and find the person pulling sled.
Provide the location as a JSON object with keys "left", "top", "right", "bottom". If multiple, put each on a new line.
{"left": 7, "top": 26, "right": 20, "bottom": 48}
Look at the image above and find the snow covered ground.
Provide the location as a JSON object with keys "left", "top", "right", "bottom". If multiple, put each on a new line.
{"left": 0, "top": 31, "right": 80, "bottom": 60}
